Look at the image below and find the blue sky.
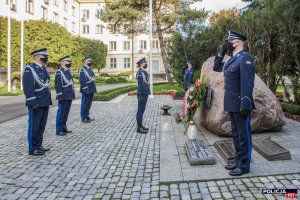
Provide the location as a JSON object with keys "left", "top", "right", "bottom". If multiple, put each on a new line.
{"left": 192, "top": 0, "right": 248, "bottom": 12}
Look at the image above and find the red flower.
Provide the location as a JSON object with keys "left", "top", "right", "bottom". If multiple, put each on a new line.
{"left": 191, "top": 102, "right": 196, "bottom": 108}
{"left": 195, "top": 80, "right": 202, "bottom": 88}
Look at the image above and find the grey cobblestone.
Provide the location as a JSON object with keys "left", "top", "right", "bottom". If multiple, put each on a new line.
{"left": 0, "top": 95, "right": 299, "bottom": 199}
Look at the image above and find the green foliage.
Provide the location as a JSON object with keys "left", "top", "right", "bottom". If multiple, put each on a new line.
{"left": 0, "top": 17, "right": 107, "bottom": 72}
{"left": 119, "top": 71, "right": 134, "bottom": 77}
{"left": 105, "top": 77, "right": 128, "bottom": 84}
{"left": 12, "top": 71, "right": 21, "bottom": 81}
{"left": 96, "top": 76, "right": 106, "bottom": 83}
{"left": 281, "top": 102, "right": 300, "bottom": 115}
{"left": 94, "top": 85, "right": 137, "bottom": 101}
{"left": 153, "top": 83, "right": 183, "bottom": 93}
{"left": 99, "top": 73, "right": 110, "bottom": 77}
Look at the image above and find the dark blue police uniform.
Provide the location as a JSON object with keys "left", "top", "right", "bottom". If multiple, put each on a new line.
{"left": 79, "top": 56, "right": 97, "bottom": 122}
{"left": 55, "top": 55, "right": 75, "bottom": 135}
{"left": 136, "top": 58, "right": 151, "bottom": 133}
{"left": 22, "top": 48, "right": 52, "bottom": 155}
{"left": 184, "top": 67, "right": 194, "bottom": 91}
{"left": 213, "top": 30, "right": 255, "bottom": 174}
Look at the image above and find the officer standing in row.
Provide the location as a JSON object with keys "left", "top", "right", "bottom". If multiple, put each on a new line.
{"left": 213, "top": 30, "right": 255, "bottom": 176}
{"left": 183, "top": 60, "right": 194, "bottom": 91}
{"left": 22, "top": 48, "right": 52, "bottom": 156}
{"left": 136, "top": 57, "right": 150, "bottom": 134}
{"left": 55, "top": 55, "right": 75, "bottom": 136}
{"left": 79, "top": 56, "right": 97, "bottom": 123}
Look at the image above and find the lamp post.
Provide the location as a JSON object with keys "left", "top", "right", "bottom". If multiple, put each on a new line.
{"left": 7, "top": 0, "right": 12, "bottom": 92}
{"left": 148, "top": 0, "right": 154, "bottom": 98}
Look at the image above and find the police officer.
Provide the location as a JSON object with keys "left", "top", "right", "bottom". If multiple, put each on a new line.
{"left": 79, "top": 56, "right": 97, "bottom": 123}
{"left": 183, "top": 60, "right": 194, "bottom": 91}
{"left": 136, "top": 57, "right": 150, "bottom": 134}
{"left": 213, "top": 30, "right": 255, "bottom": 176}
{"left": 55, "top": 55, "right": 75, "bottom": 136}
{"left": 22, "top": 48, "right": 52, "bottom": 156}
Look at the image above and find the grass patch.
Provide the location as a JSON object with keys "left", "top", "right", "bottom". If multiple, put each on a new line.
{"left": 153, "top": 83, "right": 183, "bottom": 93}
{"left": 0, "top": 87, "right": 23, "bottom": 96}
{"left": 94, "top": 85, "right": 137, "bottom": 101}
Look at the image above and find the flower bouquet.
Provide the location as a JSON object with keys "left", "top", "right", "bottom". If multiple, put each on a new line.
{"left": 181, "top": 75, "right": 207, "bottom": 122}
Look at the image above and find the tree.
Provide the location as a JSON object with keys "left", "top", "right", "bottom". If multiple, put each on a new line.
{"left": 101, "top": 0, "right": 206, "bottom": 84}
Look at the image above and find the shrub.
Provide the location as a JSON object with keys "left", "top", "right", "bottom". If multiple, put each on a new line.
{"left": 120, "top": 71, "right": 134, "bottom": 77}
{"left": 12, "top": 71, "right": 21, "bottom": 81}
{"left": 96, "top": 76, "right": 105, "bottom": 83}
{"left": 94, "top": 85, "right": 137, "bottom": 101}
{"left": 100, "top": 73, "right": 110, "bottom": 77}
{"left": 105, "top": 77, "right": 128, "bottom": 84}
{"left": 281, "top": 102, "right": 300, "bottom": 115}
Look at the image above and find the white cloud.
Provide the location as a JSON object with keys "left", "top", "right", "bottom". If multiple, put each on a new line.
{"left": 191, "top": 0, "right": 248, "bottom": 13}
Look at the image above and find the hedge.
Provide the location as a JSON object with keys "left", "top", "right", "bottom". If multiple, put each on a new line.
{"left": 94, "top": 85, "right": 137, "bottom": 101}
{"left": 281, "top": 102, "right": 300, "bottom": 115}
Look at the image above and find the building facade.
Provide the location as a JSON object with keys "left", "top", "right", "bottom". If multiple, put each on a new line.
{"left": 0, "top": 0, "right": 166, "bottom": 79}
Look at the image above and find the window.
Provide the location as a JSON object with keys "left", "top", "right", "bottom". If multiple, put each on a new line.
{"left": 26, "top": 0, "right": 34, "bottom": 14}
{"left": 41, "top": 7, "right": 47, "bottom": 20}
{"left": 109, "top": 41, "right": 117, "bottom": 51}
{"left": 124, "top": 58, "right": 131, "bottom": 68}
{"left": 82, "top": 10, "right": 89, "bottom": 20}
{"left": 110, "top": 58, "right": 117, "bottom": 69}
{"left": 63, "top": 18, "right": 68, "bottom": 29}
{"left": 140, "top": 40, "right": 147, "bottom": 50}
{"left": 53, "top": 0, "right": 59, "bottom": 6}
{"left": 53, "top": 12, "right": 59, "bottom": 23}
{"left": 10, "top": 0, "right": 16, "bottom": 11}
{"left": 72, "top": 6, "right": 76, "bottom": 16}
{"left": 63, "top": 0, "right": 68, "bottom": 12}
{"left": 82, "top": 25, "right": 89, "bottom": 34}
{"left": 95, "top": 9, "right": 102, "bottom": 19}
{"left": 96, "top": 25, "right": 104, "bottom": 34}
{"left": 72, "top": 22, "right": 75, "bottom": 32}
{"left": 123, "top": 41, "right": 130, "bottom": 51}
{"left": 153, "top": 40, "right": 159, "bottom": 49}
{"left": 109, "top": 26, "right": 116, "bottom": 33}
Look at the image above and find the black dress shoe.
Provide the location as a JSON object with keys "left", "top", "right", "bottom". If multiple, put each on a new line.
{"left": 63, "top": 129, "right": 72, "bottom": 133}
{"left": 82, "top": 119, "right": 91, "bottom": 123}
{"left": 225, "top": 163, "right": 237, "bottom": 170}
{"left": 39, "top": 147, "right": 50, "bottom": 152}
{"left": 87, "top": 117, "right": 95, "bottom": 121}
{"left": 137, "top": 128, "right": 148, "bottom": 134}
{"left": 29, "top": 149, "right": 45, "bottom": 156}
{"left": 229, "top": 168, "right": 249, "bottom": 176}
{"left": 142, "top": 126, "right": 149, "bottom": 131}
{"left": 56, "top": 132, "right": 67, "bottom": 136}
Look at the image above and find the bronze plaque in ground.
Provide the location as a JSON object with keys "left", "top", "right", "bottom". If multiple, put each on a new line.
{"left": 214, "top": 139, "right": 236, "bottom": 164}
{"left": 185, "top": 140, "right": 216, "bottom": 166}
{"left": 252, "top": 137, "right": 291, "bottom": 161}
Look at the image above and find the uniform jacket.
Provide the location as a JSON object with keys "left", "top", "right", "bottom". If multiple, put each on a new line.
{"left": 136, "top": 68, "right": 151, "bottom": 95}
{"left": 55, "top": 67, "right": 75, "bottom": 100}
{"left": 22, "top": 63, "right": 52, "bottom": 107}
{"left": 184, "top": 68, "right": 194, "bottom": 90}
{"left": 213, "top": 50, "right": 255, "bottom": 112}
{"left": 79, "top": 66, "right": 97, "bottom": 94}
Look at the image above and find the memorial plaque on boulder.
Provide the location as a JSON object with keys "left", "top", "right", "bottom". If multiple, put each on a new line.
{"left": 214, "top": 139, "right": 236, "bottom": 164}
{"left": 252, "top": 137, "right": 291, "bottom": 161}
{"left": 185, "top": 140, "right": 216, "bottom": 165}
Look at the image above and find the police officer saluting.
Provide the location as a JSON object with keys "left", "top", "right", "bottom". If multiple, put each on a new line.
{"left": 79, "top": 56, "right": 97, "bottom": 123}
{"left": 22, "top": 48, "right": 52, "bottom": 156}
{"left": 136, "top": 57, "right": 150, "bottom": 134}
{"left": 183, "top": 60, "right": 194, "bottom": 91}
{"left": 213, "top": 30, "right": 255, "bottom": 176}
{"left": 55, "top": 55, "right": 75, "bottom": 136}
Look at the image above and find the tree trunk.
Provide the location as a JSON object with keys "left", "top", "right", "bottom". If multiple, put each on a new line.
{"left": 157, "top": 26, "right": 173, "bottom": 84}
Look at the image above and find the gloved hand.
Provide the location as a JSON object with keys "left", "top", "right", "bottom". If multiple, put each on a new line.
{"left": 218, "top": 40, "right": 228, "bottom": 57}
{"left": 31, "top": 104, "right": 39, "bottom": 111}
{"left": 240, "top": 109, "right": 249, "bottom": 117}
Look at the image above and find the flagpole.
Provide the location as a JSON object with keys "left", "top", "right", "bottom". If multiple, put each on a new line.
{"left": 148, "top": 0, "right": 154, "bottom": 98}
{"left": 20, "top": 5, "right": 24, "bottom": 90}
{"left": 7, "top": 0, "right": 12, "bottom": 92}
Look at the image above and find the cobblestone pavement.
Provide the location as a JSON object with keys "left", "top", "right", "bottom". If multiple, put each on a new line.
{"left": 0, "top": 95, "right": 299, "bottom": 200}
